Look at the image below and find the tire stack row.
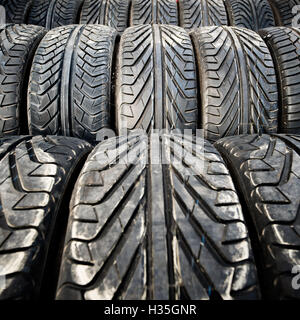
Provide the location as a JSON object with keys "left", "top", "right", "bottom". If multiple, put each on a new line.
{"left": 0, "top": 0, "right": 299, "bottom": 301}
{"left": 1, "top": 23, "right": 300, "bottom": 143}
{"left": 1, "top": 0, "right": 300, "bottom": 31}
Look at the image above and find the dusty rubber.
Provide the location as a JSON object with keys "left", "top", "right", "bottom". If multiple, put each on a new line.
{"left": 0, "top": 0, "right": 33, "bottom": 24}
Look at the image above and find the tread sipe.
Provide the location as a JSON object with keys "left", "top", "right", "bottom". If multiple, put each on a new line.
{"left": 190, "top": 26, "right": 278, "bottom": 142}
{"left": 56, "top": 133, "right": 260, "bottom": 300}
{"left": 269, "top": 0, "right": 300, "bottom": 27}
{"left": 28, "top": 25, "right": 118, "bottom": 145}
{"left": 0, "top": 0, "right": 33, "bottom": 24}
{"left": 215, "top": 134, "right": 300, "bottom": 299}
{"left": 116, "top": 24, "right": 198, "bottom": 134}
{"left": 179, "top": 0, "right": 228, "bottom": 30}
{"left": 80, "top": 0, "right": 130, "bottom": 33}
{"left": 260, "top": 27, "right": 300, "bottom": 134}
{"left": 131, "top": 0, "right": 178, "bottom": 26}
{"left": 0, "top": 24, "right": 46, "bottom": 137}
{"left": 0, "top": 136, "right": 92, "bottom": 299}
{"left": 225, "top": 0, "right": 276, "bottom": 31}
{"left": 28, "top": 0, "right": 83, "bottom": 29}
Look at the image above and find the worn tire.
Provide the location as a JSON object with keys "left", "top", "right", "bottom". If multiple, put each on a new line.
{"left": 28, "top": 0, "right": 83, "bottom": 29}
{"left": 116, "top": 25, "right": 198, "bottom": 134}
{"left": 56, "top": 133, "right": 260, "bottom": 300}
{"left": 0, "top": 24, "right": 45, "bottom": 137}
{"left": 0, "top": 136, "right": 92, "bottom": 300}
{"left": 131, "top": 0, "right": 178, "bottom": 26}
{"left": 80, "top": 0, "right": 130, "bottom": 33}
{"left": 260, "top": 27, "right": 300, "bottom": 134}
{"left": 28, "top": 25, "right": 118, "bottom": 144}
{"left": 190, "top": 26, "right": 278, "bottom": 142}
{"left": 215, "top": 134, "right": 300, "bottom": 299}
{"left": 0, "top": 0, "right": 32, "bottom": 24}
{"left": 224, "top": 0, "right": 276, "bottom": 31}
{"left": 269, "top": 0, "right": 300, "bottom": 27}
{"left": 179, "top": 0, "right": 228, "bottom": 30}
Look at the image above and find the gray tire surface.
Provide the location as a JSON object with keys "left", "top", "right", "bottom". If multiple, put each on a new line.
{"left": 131, "top": 0, "right": 178, "bottom": 26}
{"left": 55, "top": 133, "right": 260, "bottom": 300}
{"left": 260, "top": 27, "right": 300, "bottom": 134}
{"left": 28, "top": 0, "right": 83, "bottom": 29}
{"left": 269, "top": 0, "right": 300, "bottom": 27}
{"left": 116, "top": 24, "right": 198, "bottom": 134}
{"left": 225, "top": 0, "right": 276, "bottom": 31}
{"left": 179, "top": 0, "right": 228, "bottom": 30}
{"left": 190, "top": 26, "right": 278, "bottom": 142}
{"left": 215, "top": 134, "right": 300, "bottom": 299}
{"left": 0, "top": 136, "right": 92, "bottom": 300}
{"left": 80, "top": 0, "right": 130, "bottom": 33}
{"left": 0, "top": 24, "right": 46, "bottom": 137}
{"left": 28, "top": 25, "right": 118, "bottom": 144}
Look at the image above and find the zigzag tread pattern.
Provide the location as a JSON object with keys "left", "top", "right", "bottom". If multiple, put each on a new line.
{"left": 28, "top": 0, "right": 83, "bottom": 29}
{"left": 269, "top": 0, "right": 300, "bottom": 26}
{"left": 225, "top": 0, "right": 275, "bottom": 31}
{"left": 55, "top": 134, "right": 260, "bottom": 300}
{"left": 260, "top": 27, "right": 300, "bottom": 134}
{"left": 28, "top": 25, "right": 117, "bottom": 144}
{"left": 179, "top": 0, "right": 228, "bottom": 30}
{"left": 80, "top": 0, "right": 130, "bottom": 33}
{"left": 215, "top": 134, "right": 300, "bottom": 299}
{"left": 0, "top": 0, "right": 33, "bottom": 23}
{"left": 0, "top": 24, "right": 45, "bottom": 137}
{"left": 190, "top": 26, "right": 278, "bottom": 142}
{"left": 116, "top": 25, "right": 198, "bottom": 133}
{"left": 131, "top": 0, "right": 178, "bottom": 25}
{"left": 0, "top": 135, "right": 92, "bottom": 299}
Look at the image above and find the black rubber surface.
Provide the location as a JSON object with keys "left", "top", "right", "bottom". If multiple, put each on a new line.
{"left": 0, "top": 24, "right": 46, "bottom": 137}
{"left": 225, "top": 0, "right": 276, "bottom": 31}
{"left": 28, "top": 0, "right": 83, "bottom": 29}
{"left": 80, "top": 0, "right": 130, "bottom": 33}
{"left": 179, "top": 0, "right": 228, "bottom": 30}
{"left": 0, "top": 135, "right": 92, "bottom": 300}
{"left": 260, "top": 27, "right": 300, "bottom": 134}
{"left": 190, "top": 26, "right": 278, "bottom": 142}
{"left": 269, "top": 0, "right": 300, "bottom": 27}
{"left": 0, "top": 0, "right": 33, "bottom": 24}
{"left": 28, "top": 25, "right": 118, "bottom": 144}
{"left": 56, "top": 133, "right": 260, "bottom": 300}
{"left": 116, "top": 24, "right": 198, "bottom": 134}
{"left": 131, "top": 0, "right": 178, "bottom": 26}
{"left": 215, "top": 134, "right": 300, "bottom": 299}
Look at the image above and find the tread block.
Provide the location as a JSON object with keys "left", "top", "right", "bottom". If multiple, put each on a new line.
{"left": 28, "top": 25, "right": 117, "bottom": 144}
{"left": 215, "top": 134, "right": 300, "bottom": 299}
{"left": 0, "top": 135, "right": 92, "bottom": 299}
{"left": 56, "top": 133, "right": 260, "bottom": 300}
{"left": 190, "top": 26, "right": 278, "bottom": 142}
